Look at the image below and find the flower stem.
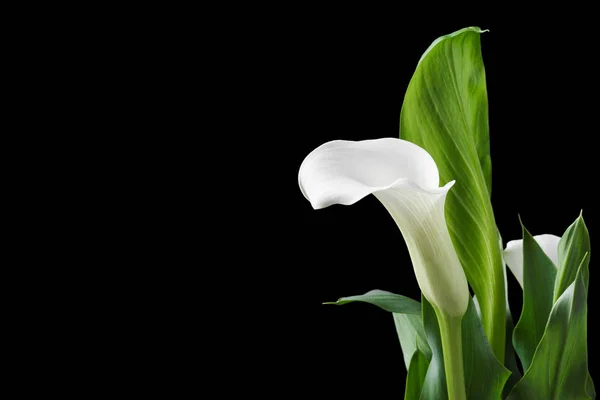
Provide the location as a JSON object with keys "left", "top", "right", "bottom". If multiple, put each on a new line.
{"left": 436, "top": 310, "right": 466, "bottom": 400}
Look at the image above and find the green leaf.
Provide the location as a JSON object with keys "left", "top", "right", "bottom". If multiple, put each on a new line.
{"left": 323, "top": 289, "right": 421, "bottom": 314}
{"left": 554, "top": 213, "right": 590, "bottom": 301}
{"left": 513, "top": 223, "right": 557, "bottom": 372}
{"left": 508, "top": 259, "right": 590, "bottom": 399}
{"left": 503, "top": 306, "right": 521, "bottom": 397}
{"left": 587, "top": 373, "right": 596, "bottom": 399}
{"left": 499, "top": 230, "right": 522, "bottom": 397}
{"left": 324, "top": 289, "right": 429, "bottom": 369}
{"left": 461, "top": 299, "right": 511, "bottom": 399}
{"left": 420, "top": 295, "right": 448, "bottom": 400}
{"left": 399, "top": 26, "right": 506, "bottom": 359}
{"left": 553, "top": 214, "right": 594, "bottom": 395}
{"left": 393, "top": 313, "right": 432, "bottom": 369}
{"left": 421, "top": 295, "right": 510, "bottom": 400}
{"left": 404, "top": 349, "right": 430, "bottom": 400}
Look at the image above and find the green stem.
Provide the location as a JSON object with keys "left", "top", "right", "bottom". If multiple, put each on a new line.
{"left": 480, "top": 250, "right": 506, "bottom": 363}
{"left": 436, "top": 309, "right": 466, "bottom": 400}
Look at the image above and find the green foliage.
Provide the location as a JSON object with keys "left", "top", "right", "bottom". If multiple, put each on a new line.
{"left": 420, "top": 296, "right": 449, "bottom": 400}
{"left": 324, "top": 289, "right": 421, "bottom": 314}
{"left": 400, "top": 26, "right": 505, "bottom": 359}
{"left": 321, "top": 27, "right": 594, "bottom": 400}
{"left": 404, "top": 350, "right": 430, "bottom": 400}
{"left": 512, "top": 223, "right": 557, "bottom": 371}
{"left": 421, "top": 296, "right": 510, "bottom": 399}
{"left": 324, "top": 289, "right": 429, "bottom": 369}
{"left": 508, "top": 262, "right": 590, "bottom": 399}
{"left": 393, "top": 313, "right": 432, "bottom": 369}
{"left": 555, "top": 213, "right": 590, "bottom": 300}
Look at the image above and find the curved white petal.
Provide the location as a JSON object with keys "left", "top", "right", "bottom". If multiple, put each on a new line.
{"left": 374, "top": 179, "right": 467, "bottom": 316}
{"left": 503, "top": 234, "right": 561, "bottom": 287}
{"left": 298, "top": 138, "right": 440, "bottom": 210}
{"left": 299, "top": 138, "right": 468, "bottom": 317}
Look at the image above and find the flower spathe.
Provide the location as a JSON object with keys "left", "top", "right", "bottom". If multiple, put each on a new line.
{"left": 299, "top": 138, "right": 469, "bottom": 317}
{"left": 503, "top": 234, "right": 561, "bottom": 287}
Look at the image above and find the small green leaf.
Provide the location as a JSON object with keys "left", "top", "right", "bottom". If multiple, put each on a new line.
{"left": 421, "top": 295, "right": 510, "bottom": 400}
{"left": 508, "top": 259, "right": 590, "bottom": 399}
{"left": 503, "top": 307, "right": 521, "bottom": 397}
{"left": 393, "top": 313, "right": 432, "bottom": 369}
{"left": 586, "top": 373, "right": 596, "bottom": 399}
{"left": 324, "top": 289, "right": 429, "bottom": 369}
{"left": 420, "top": 295, "right": 448, "bottom": 400}
{"left": 461, "top": 299, "right": 511, "bottom": 399}
{"left": 499, "top": 229, "right": 522, "bottom": 397}
{"left": 323, "top": 289, "right": 421, "bottom": 314}
{"left": 512, "top": 222, "right": 557, "bottom": 371}
{"left": 400, "top": 26, "right": 506, "bottom": 360}
{"left": 404, "top": 349, "right": 430, "bottom": 400}
{"left": 554, "top": 213, "right": 590, "bottom": 301}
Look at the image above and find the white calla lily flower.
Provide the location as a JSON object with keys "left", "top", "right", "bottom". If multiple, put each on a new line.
{"left": 503, "top": 234, "right": 560, "bottom": 287}
{"left": 299, "top": 138, "right": 469, "bottom": 317}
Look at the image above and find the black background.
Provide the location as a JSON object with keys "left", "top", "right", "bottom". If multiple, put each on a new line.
{"left": 254, "top": 15, "right": 599, "bottom": 399}
{"left": 17, "top": 7, "right": 599, "bottom": 398}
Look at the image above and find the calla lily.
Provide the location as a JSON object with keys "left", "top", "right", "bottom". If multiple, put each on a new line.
{"left": 503, "top": 234, "right": 560, "bottom": 287}
{"left": 299, "top": 138, "right": 469, "bottom": 318}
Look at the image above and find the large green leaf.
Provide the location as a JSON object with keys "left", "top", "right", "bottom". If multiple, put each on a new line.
{"left": 508, "top": 260, "right": 590, "bottom": 399}
{"left": 324, "top": 289, "right": 430, "bottom": 369}
{"left": 554, "top": 213, "right": 590, "bottom": 300}
{"left": 404, "top": 349, "right": 430, "bottom": 400}
{"left": 512, "top": 223, "right": 557, "bottom": 371}
{"left": 421, "top": 295, "right": 510, "bottom": 400}
{"left": 324, "top": 289, "right": 421, "bottom": 314}
{"left": 399, "top": 26, "right": 505, "bottom": 359}
{"left": 553, "top": 214, "right": 594, "bottom": 396}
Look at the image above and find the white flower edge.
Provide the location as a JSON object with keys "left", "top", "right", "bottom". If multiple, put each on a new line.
{"left": 299, "top": 138, "right": 444, "bottom": 209}
{"left": 299, "top": 138, "right": 468, "bottom": 317}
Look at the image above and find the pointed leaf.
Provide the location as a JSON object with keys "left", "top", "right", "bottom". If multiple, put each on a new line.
{"left": 324, "top": 289, "right": 421, "bottom": 314}
{"left": 393, "top": 313, "right": 432, "bottom": 369}
{"left": 324, "top": 289, "right": 429, "bottom": 370}
{"left": 421, "top": 295, "right": 510, "bottom": 400}
{"left": 400, "top": 26, "right": 505, "bottom": 359}
{"left": 512, "top": 223, "right": 557, "bottom": 371}
{"left": 462, "top": 299, "right": 511, "bottom": 399}
{"left": 499, "top": 230, "right": 522, "bottom": 396}
{"left": 503, "top": 306, "right": 521, "bottom": 397}
{"left": 508, "top": 259, "right": 590, "bottom": 399}
{"left": 420, "top": 295, "right": 448, "bottom": 400}
{"left": 404, "top": 349, "right": 430, "bottom": 400}
{"left": 555, "top": 213, "right": 590, "bottom": 301}
{"left": 586, "top": 373, "right": 596, "bottom": 399}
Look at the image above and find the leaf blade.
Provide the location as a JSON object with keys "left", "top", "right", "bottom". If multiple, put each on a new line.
{"left": 508, "top": 260, "right": 590, "bottom": 399}
{"left": 393, "top": 313, "right": 432, "bottom": 369}
{"left": 324, "top": 289, "right": 428, "bottom": 370}
{"left": 404, "top": 349, "right": 430, "bottom": 400}
{"left": 421, "top": 295, "right": 510, "bottom": 400}
{"left": 399, "top": 26, "right": 505, "bottom": 359}
{"left": 554, "top": 213, "right": 590, "bottom": 301}
{"left": 512, "top": 223, "right": 557, "bottom": 371}
{"left": 323, "top": 289, "right": 421, "bottom": 314}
